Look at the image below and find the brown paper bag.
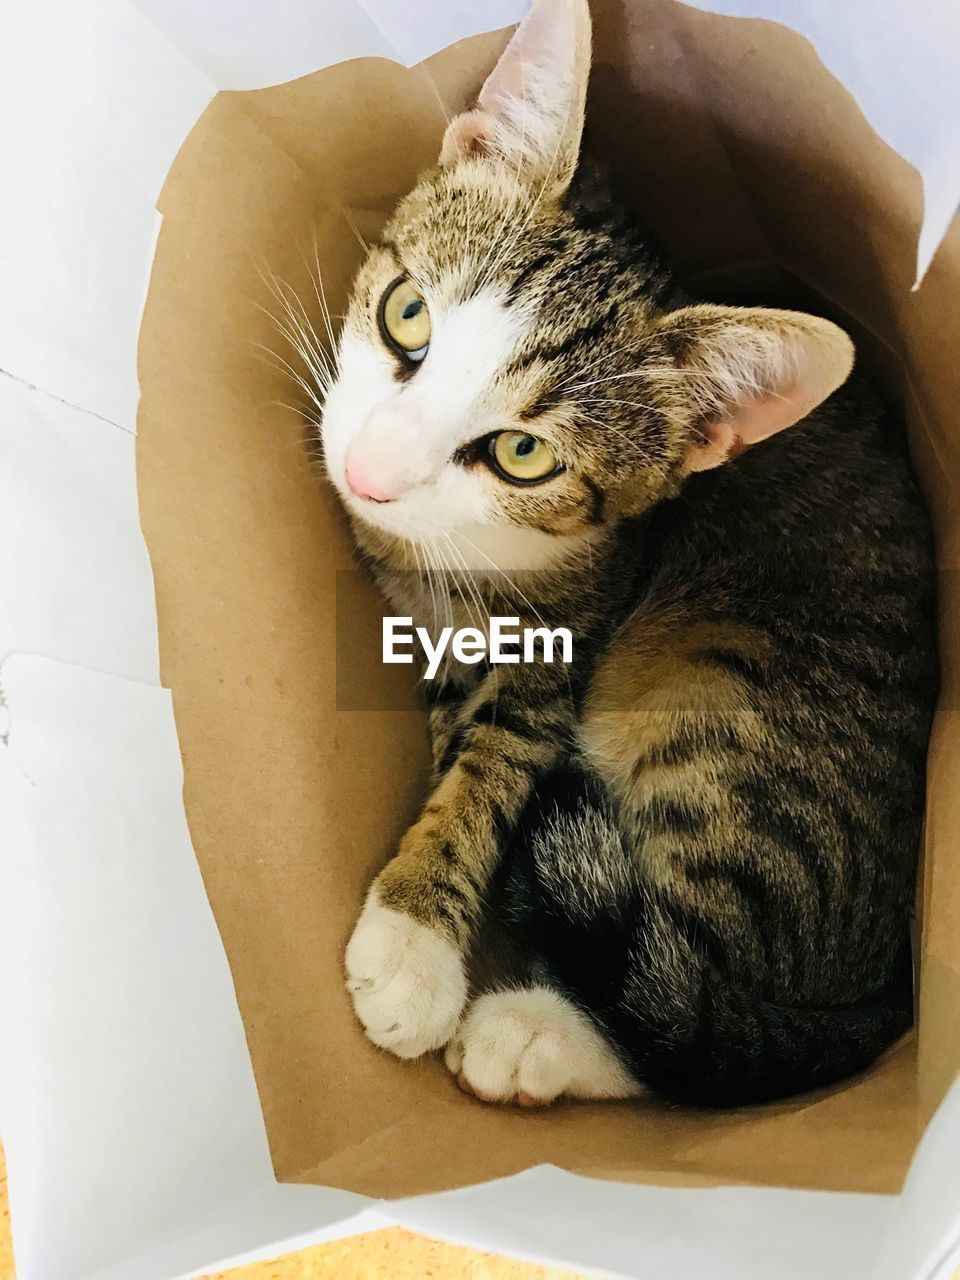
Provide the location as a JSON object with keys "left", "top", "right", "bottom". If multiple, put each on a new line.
{"left": 136, "top": 0, "right": 960, "bottom": 1198}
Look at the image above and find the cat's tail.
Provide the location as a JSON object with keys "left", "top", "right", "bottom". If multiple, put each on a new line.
{"left": 503, "top": 762, "right": 913, "bottom": 1107}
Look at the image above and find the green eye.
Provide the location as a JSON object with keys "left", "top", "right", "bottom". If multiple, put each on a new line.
{"left": 380, "top": 277, "right": 431, "bottom": 360}
{"left": 490, "top": 431, "right": 559, "bottom": 483}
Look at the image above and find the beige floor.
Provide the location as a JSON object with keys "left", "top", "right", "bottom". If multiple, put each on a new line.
{"left": 0, "top": 1146, "right": 583, "bottom": 1280}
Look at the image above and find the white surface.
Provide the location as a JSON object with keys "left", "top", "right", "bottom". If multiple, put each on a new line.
{"left": 0, "top": 376, "right": 159, "bottom": 681}
{"left": 0, "top": 1, "right": 215, "bottom": 429}
{"left": 0, "top": 657, "right": 373, "bottom": 1280}
{"left": 356, "top": 0, "right": 529, "bottom": 68}
{"left": 1, "top": 2, "right": 959, "bottom": 1279}
{"left": 85, "top": 1191, "right": 381, "bottom": 1280}
{"left": 388, "top": 1164, "right": 891, "bottom": 1280}
{"left": 133, "top": 0, "right": 394, "bottom": 86}
{"left": 874, "top": 1079, "right": 960, "bottom": 1280}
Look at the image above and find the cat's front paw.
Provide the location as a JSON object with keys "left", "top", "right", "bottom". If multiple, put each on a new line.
{"left": 445, "top": 987, "right": 643, "bottom": 1105}
{"left": 345, "top": 889, "right": 467, "bottom": 1058}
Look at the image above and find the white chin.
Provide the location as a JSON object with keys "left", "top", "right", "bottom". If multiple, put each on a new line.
{"left": 344, "top": 494, "right": 425, "bottom": 541}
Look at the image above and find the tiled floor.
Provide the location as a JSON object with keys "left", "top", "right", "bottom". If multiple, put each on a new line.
{"left": 0, "top": 1151, "right": 10, "bottom": 1280}
{"left": 204, "top": 1232, "right": 580, "bottom": 1280}
{"left": 0, "top": 1147, "right": 582, "bottom": 1279}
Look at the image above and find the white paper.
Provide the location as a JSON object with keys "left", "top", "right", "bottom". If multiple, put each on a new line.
{"left": 355, "top": 0, "right": 529, "bottom": 68}
{"left": 0, "top": 656, "right": 373, "bottom": 1280}
{"left": 0, "top": 0, "right": 215, "bottom": 428}
{"left": 132, "top": 0, "right": 396, "bottom": 87}
{"left": 0, "top": 374, "right": 160, "bottom": 682}
{"left": 84, "top": 1188, "right": 382, "bottom": 1280}
{"left": 873, "top": 1076, "right": 960, "bottom": 1280}
{"left": 386, "top": 1164, "right": 891, "bottom": 1280}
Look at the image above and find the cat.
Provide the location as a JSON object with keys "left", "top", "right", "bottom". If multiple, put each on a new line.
{"left": 316, "top": 0, "right": 937, "bottom": 1107}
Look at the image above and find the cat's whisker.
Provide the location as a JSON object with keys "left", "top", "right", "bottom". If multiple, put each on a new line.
{"left": 415, "top": 534, "right": 440, "bottom": 632}
{"left": 432, "top": 543, "right": 453, "bottom": 636}
{"left": 440, "top": 530, "right": 487, "bottom": 616}
{"left": 562, "top": 370, "right": 667, "bottom": 394}
{"left": 470, "top": 192, "right": 515, "bottom": 298}
{"left": 453, "top": 545, "right": 484, "bottom": 635}
{"left": 407, "top": 538, "right": 435, "bottom": 650}
{"left": 256, "top": 260, "right": 336, "bottom": 388}
{"left": 424, "top": 535, "right": 454, "bottom": 634}
{"left": 298, "top": 256, "right": 337, "bottom": 360}
{"left": 275, "top": 273, "right": 336, "bottom": 382}
{"left": 264, "top": 396, "right": 312, "bottom": 419}
{"left": 557, "top": 348, "right": 752, "bottom": 391}
{"left": 252, "top": 340, "right": 328, "bottom": 412}
{"left": 441, "top": 531, "right": 490, "bottom": 636}
{"left": 454, "top": 532, "right": 575, "bottom": 705}
{"left": 252, "top": 251, "right": 337, "bottom": 402}
{"left": 577, "top": 395, "right": 660, "bottom": 414}
{"left": 258, "top": 331, "right": 330, "bottom": 408}
{"left": 475, "top": 172, "right": 543, "bottom": 296}
{"left": 340, "top": 206, "right": 371, "bottom": 256}
{"left": 252, "top": 324, "right": 326, "bottom": 382}
{"left": 451, "top": 532, "right": 548, "bottom": 632}
{"left": 436, "top": 538, "right": 458, "bottom": 634}
{"left": 555, "top": 340, "right": 649, "bottom": 389}
{"left": 563, "top": 365, "right": 789, "bottom": 409}
{"left": 561, "top": 365, "right": 661, "bottom": 391}
{"left": 414, "top": 536, "right": 447, "bottom": 641}
{"left": 571, "top": 407, "right": 649, "bottom": 459}
{"left": 433, "top": 532, "right": 477, "bottom": 635}
{"left": 449, "top": 562, "right": 480, "bottom": 636}
{"left": 307, "top": 235, "right": 341, "bottom": 370}
{"left": 469, "top": 172, "right": 522, "bottom": 297}
{"left": 253, "top": 280, "right": 334, "bottom": 399}
{"left": 411, "top": 61, "right": 454, "bottom": 131}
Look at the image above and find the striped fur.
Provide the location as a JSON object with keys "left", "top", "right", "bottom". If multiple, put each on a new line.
{"left": 321, "top": 0, "right": 938, "bottom": 1101}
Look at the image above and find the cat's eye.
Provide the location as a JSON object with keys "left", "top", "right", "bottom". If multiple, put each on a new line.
{"left": 379, "top": 277, "right": 431, "bottom": 362}
{"left": 490, "top": 431, "right": 559, "bottom": 483}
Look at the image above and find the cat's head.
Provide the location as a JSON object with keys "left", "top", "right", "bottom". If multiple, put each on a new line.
{"left": 319, "top": 0, "right": 853, "bottom": 570}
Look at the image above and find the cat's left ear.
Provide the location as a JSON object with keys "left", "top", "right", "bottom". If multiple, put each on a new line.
{"left": 440, "top": 0, "right": 591, "bottom": 200}
{"left": 655, "top": 305, "right": 856, "bottom": 472}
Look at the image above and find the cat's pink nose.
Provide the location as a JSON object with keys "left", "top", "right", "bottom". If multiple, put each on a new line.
{"left": 345, "top": 452, "right": 393, "bottom": 503}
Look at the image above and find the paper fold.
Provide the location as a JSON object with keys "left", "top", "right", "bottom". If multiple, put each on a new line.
{"left": 0, "top": 656, "right": 373, "bottom": 1280}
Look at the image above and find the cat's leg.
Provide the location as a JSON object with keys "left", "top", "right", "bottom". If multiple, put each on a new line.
{"left": 345, "top": 662, "right": 571, "bottom": 1058}
{"left": 489, "top": 759, "right": 915, "bottom": 1107}
{"left": 442, "top": 759, "right": 644, "bottom": 1104}
{"left": 340, "top": 678, "right": 478, "bottom": 1059}
{"left": 445, "top": 986, "right": 642, "bottom": 1106}
{"left": 425, "top": 680, "right": 464, "bottom": 783}
{"left": 344, "top": 682, "right": 471, "bottom": 1059}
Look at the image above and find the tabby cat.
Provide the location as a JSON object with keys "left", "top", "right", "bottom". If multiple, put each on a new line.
{"left": 317, "top": 0, "right": 937, "bottom": 1106}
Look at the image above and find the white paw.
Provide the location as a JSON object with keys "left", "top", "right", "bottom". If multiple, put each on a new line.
{"left": 445, "top": 986, "right": 643, "bottom": 1106}
{"left": 345, "top": 890, "right": 467, "bottom": 1059}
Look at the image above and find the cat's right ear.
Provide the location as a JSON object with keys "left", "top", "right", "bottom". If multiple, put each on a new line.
{"left": 439, "top": 0, "right": 592, "bottom": 201}
{"left": 654, "top": 305, "right": 856, "bottom": 473}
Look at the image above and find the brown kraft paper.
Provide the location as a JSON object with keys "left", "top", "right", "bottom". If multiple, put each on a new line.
{"left": 136, "top": 0, "right": 960, "bottom": 1198}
